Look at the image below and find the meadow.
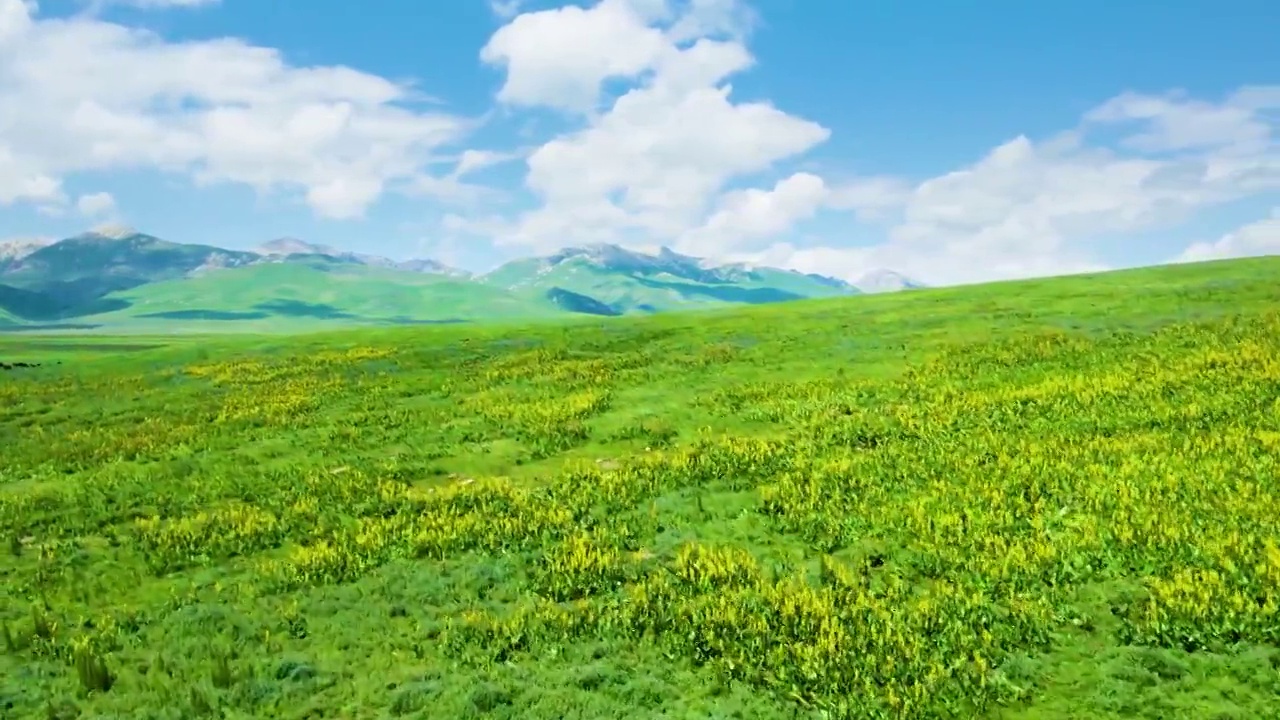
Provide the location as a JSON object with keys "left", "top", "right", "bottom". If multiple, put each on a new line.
{"left": 2, "top": 256, "right": 1279, "bottom": 719}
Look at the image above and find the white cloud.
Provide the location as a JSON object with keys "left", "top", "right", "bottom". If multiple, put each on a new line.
{"left": 0, "top": 0, "right": 471, "bottom": 219}
{"left": 488, "top": 0, "right": 524, "bottom": 20}
{"left": 665, "top": 0, "right": 757, "bottom": 43}
{"left": 1085, "top": 87, "right": 1273, "bottom": 155}
{"left": 720, "top": 87, "right": 1280, "bottom": 285}
{"left": 75, "top": 190, "right": 116, "bottom": 217}
{"left": 453, "top": 149, "right": 519, "bottom": 178}
{"left": 469, "top": 2, "right": 1269, "bottom": 284}
{"left": 1173, "top": 210, "right": 1280, "bottom": 263}
{"left": 7, "top": 0, "right": 1279, "bottom": 288}
{"left": 480, "top": 0, "right": 670, "bottom": 112}
{"left": 475, "top": 0, "right": 829, "bottom": 251}
{"left": 677, "top": 172, "right": 827, "bottom": 254}
{"left": 824, "top": 176, "right": 912, "bottom": 222}
{"left": 0, "top": 146, "right": 64, "bottom": 205}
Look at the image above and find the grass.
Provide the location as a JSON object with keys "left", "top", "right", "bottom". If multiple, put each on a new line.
{"left": 478, "top": 258, "right": 850, "bottom": 313}
{"left": 72, "top": 262, "right": 567, "bottom": 331}
{"left": 1, "top": 246, "right": 858, "bottom": 334}
{"left": 1, "top": 255, "right": 1279, "bottom": 719}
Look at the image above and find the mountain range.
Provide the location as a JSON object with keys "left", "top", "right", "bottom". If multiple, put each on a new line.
{"left": 0, "top": 227, "right": 924, "bottom": 332}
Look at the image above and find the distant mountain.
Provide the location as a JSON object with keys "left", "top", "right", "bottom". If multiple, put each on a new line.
{"left": 256, "top": 237, "right": 332, "bottom": 256}
{"left": 0, "top": 228, "right": 260, "bottom": 319}
{"left": 0, "top": 231, "right": 913, "bottom": 331}
{"left": 396, "top": 258, "right": 470, "bottom": 277}
{"left": 73, "top": 261, "right": 561, "bottom": 329}
{"left": 254, "top": 237, "right": 470, "bottom": 277}
{"left": 479, "top": 243, "right": 858, "bottom": 314}
{"left": 853, "top": 269, "right": 927, "bottom": 294}
{"left": 0, "top": 237, "right": 53, "bottom": 265}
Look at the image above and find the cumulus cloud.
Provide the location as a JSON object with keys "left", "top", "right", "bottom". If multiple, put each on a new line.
{"left": 480, "top": 0, "right": 670, "bottom": 112}
{"left": 6, "top": 0, "right": 1279, "bottom": 287}
{"left": 1085, "top": 87, "right": 1274, "bottom": 155}
{"left": 453, "top": 149, "right": 520, "bottom": 178}
{"left": 858, "top": 89, "right": 1280, "bottom": 284}
{"left": 75, "top": 190, "right": 116, "bottom": 218}
{"left": 1173, "top": 210, "right": 1280, "bottom": 264}
{"left": 677, "top": 172, "right": 828, "bottom": 254}
{"left": 495, "top": 67, "right": 1278, "bottom": 284}
{"left": 462, "top": 1, "right": 1269, "bottom": 284}
{"left": 0, "top": 0, "right": 471, "bottom": 219}
{"left": 739, "top": 90, "right": 1280, "bottom": 286}
{"left": 474, "top": 0, "right": 829, "bottom": 251}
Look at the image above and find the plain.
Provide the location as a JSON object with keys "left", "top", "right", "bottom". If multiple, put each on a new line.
{"left": 1, "top": 255, "right": 1279, "bottom": 719}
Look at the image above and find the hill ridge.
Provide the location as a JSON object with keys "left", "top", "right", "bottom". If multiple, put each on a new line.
{"left": 0, "top": 231, "right": 903, "bottom": 330}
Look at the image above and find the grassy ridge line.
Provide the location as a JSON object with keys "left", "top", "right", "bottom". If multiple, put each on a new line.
{"left": 77, "top": 262, "right": 565, "bottom": 323}
{"left": 0, "top": 241, "right": 860, "bottom": 333}
{"left": 0, "top": 255, "right": 1278, "bottom": 719}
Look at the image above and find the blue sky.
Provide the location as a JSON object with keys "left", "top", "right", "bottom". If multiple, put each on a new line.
{"left": 1, "top": 0, "right": 1277, "bottom": 284}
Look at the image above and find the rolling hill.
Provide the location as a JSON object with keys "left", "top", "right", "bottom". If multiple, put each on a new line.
{"left": 0, "top": 230, "right": 918, "bottom": 332}
{"left": 2, "top": 255, "right": 1278, "bottom": 718}
{"left": 75, "top": 261, "right": 565, "bottom": 332}
{"left": 478, "top": 244, "right": 859, "bottom": 313}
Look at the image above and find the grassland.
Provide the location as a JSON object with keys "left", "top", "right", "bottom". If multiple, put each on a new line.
{"left": 2, "top": 256, "right": 1279, "bottom": 719}
{"left": 66, "top": 262, "right": 567, "bottom": 333}
{"left": 476, "top": 258, "right": 851, "bottom": 313}
{"left": 0, "top": 238, "right": 859, "bottom": 334}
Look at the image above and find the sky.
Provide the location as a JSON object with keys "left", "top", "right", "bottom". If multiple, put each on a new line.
{"left": 0, "top": 0, "right": 1277, "bottom": 285}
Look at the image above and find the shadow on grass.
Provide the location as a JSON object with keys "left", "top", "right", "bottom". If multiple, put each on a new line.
{"left": 384, "top": 316, "right": 468, "bottom": 325}
{"left": 128, "top": 306, "right": 470, "bottom": 326}
{"left": 545, "top": 287, "right": 621, "bottom": 316}
{"left": 0, "top": 322, "right": 104, "bottom": 332}
{"left": 138, "top": 309, "right": 270, "bottom": 321}
{"left": 0, "top": 282, "right": 132, "bottom": 321}
{"left": 632, "top": 276, "right": 804, "bottom": 304}
{"left": 251, "top": 300, "right": 356, "bottom": 319}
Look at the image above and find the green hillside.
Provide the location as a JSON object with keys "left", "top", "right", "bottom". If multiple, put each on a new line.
{"left": 730, "top": 266, "right": 856, "bottom": 298}
{"left": 2, "top": 255, "right": 1279, "bottom": 719}
{"left": 1, "top": 232, "right": 258, "bottom": 307}
{"left": 75, "top": 262, "right": 565, "bottom": 332}
{"left": 1, "top": 234, "right": 867, "bottom": 332}
{"left": 481, "top": 253, "right": 852, "bottom": 314}
{"left": 0, "top": 307, "right": 20, "bottom": 327}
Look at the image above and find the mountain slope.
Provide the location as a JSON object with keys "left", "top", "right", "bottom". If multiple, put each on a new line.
{"left": 255, "top": 237, "right": 470, "bottom": 277}
{"left": 1, "top": 228, "right": 260, "bottom": 307}
{"left": 78, "top": 261, "right": 564, "bottom": 330}
{"left": 480, "top": 244, "right": 857, "bottom": 314}
{"left": 0, "top": 232, "right": 909, "bottom": 331}
{"left": 0, "top": 237, "right": 53, "bottom": 272}
{"left": 0, "top": 282, "right": 71, "bottom": 321}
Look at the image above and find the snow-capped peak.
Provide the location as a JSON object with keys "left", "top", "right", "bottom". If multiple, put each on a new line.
{"left": 853, "top": 269, "right": 926, "bottom": 293}
{"left": 0, "top": 236, "right": 54, "bottom": 261}
{"left": 84, "top": 223, "right": 139, "bottom": 240}
{"left": 256, "top": 237, "right": 335, "bottom": 256}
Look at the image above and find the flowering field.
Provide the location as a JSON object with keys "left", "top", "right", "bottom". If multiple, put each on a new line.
{"left": 2, "top": 257, "right": 1279, "bottom": 719}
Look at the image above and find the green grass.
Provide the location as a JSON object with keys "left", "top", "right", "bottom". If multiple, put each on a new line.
{"left": 72, "top": 262, "right": 566, "bottom": 331}
{"left": 479, "top": 257, "right": 851, "bottom": 313}
{"left": 2, "top": 255, "right": 1279, "bottom": 719}
{"left": 2, "top": 245, "right": 858, "bottom": 334}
